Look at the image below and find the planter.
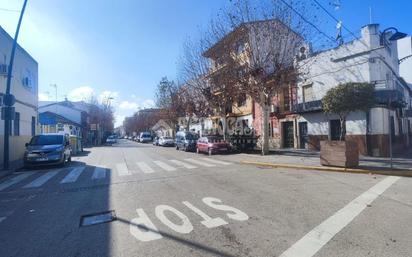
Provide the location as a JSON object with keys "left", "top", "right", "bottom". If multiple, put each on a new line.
{"left": 320, "top": 140, "right": 359, "bottom": 168}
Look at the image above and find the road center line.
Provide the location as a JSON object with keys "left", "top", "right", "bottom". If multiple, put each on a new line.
{"left": 279, "top": 176, "right": 400, "bottom": 257}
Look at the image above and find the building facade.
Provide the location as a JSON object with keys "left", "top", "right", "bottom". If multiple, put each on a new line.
{"left": 0, "top": 26, "right": 38, "bottom": 167}
{"left": 296, "top": 24, "right": 412, "bottom": 156}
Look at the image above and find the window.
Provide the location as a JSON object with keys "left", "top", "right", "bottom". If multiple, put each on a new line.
{"left": 302, "top": 84, "right": 315, "bottom": 103}
{"left": 13, "top": 112, "right": 20, "bottom": 136}
{"left": 237, "top": 94, "right": 247, "bottom": 107}
{"left": 31, "top": 117, "right": 36, "bottom": 136}
{"left": 283, "top": 87, "right": 290, "bottom": 111}
{"left": 330, "top": 120, "right": 341, "bottom": 140}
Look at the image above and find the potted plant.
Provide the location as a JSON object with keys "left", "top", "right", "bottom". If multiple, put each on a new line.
{"left": 321, "top": 82, "right": 375, "bottom": 167}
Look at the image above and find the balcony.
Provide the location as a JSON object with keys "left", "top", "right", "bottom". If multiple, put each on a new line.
{"left": 374, "top": 89, "right": 405, "bottom": 107}
{"left": 292, "top": 100, "right": 323, "bottom": 113}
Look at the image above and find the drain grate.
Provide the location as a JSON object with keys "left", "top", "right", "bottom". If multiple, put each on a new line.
{"left": 80, "top": 210, "right": 116, "bottom": 227}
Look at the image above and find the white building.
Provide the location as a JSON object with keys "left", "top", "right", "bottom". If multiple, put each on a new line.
{"left": 296, "top": 24, "right": 412, "bottom": 157}
{"left": 0, "top": 26, "right": 38, "bottom": 168}
{"left": 397, "top": 36, "right": 412, "bottom": 85}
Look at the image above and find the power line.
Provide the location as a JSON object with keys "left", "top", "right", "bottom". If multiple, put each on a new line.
{"left": 278, "top": 0, "right": 336, "bottom": 43}
{"left": 312, "top": 0, "right": 359, "bottom": 41}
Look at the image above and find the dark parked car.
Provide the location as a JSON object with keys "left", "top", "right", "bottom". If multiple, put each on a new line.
{"left": 175, "top": 131, "right": 199, "bottom": 152}
{"left": 196, "top": 136, "right": 231, "bottom": 155}
{"left": 24, "top": 134, "right": 72, "bottom": 168}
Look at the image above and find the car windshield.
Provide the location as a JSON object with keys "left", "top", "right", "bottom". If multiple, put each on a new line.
{"left": 163, "top": 137, "right": 172, "bottom": 139}
{"left": 108, "top": 136, "right": 115, "bottom": 139}
{"left": 29, "top": 135, "right": 64, "bottom": 146}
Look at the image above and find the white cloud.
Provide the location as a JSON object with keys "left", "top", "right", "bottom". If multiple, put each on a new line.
{"left": 38, "top": 92, "right": 52, "bottom": 101}
{"left": 118, "top": 100, "right": 139, "bottom": 110}
{"left": 142, "top": 99, "right": 155, "bottom": 108}
{"left": 115, "top": 114, "right": 126, "bottom": 127}
{"left": 68, "top": 86, "right": 95, "bottom": 101}
{"left": 98, "top": 90, "right": 119, "bottom": 105}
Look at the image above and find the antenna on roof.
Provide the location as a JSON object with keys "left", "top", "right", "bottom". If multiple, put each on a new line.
{"left": 369, "top": 6, "right": 373, "bottom": 24}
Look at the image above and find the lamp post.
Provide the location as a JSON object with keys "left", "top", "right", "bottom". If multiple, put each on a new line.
{"left": 381, "top": 27, "right": 407, "bottom": 169}
{"left": 2, "top": 0, "right": 28, "bottom": 170}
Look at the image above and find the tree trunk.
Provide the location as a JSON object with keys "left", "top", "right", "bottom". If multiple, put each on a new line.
{"left": 222, "top": 116, "right": 228, "bottom": 140}
{"left": 185, "top": 116, "right": 192, "bottom": 132}
{"left": 261, "top": 95, "right": 270, "bottom": 155}
{"left": 340, "top": 117, "right": 346, "bottom": 141}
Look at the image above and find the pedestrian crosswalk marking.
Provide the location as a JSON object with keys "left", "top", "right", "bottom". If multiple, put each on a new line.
{"left": 92, "top": 167, "right": 107, "bottom": 179}
{"left": 116, "top": 163, "right": 131, "bottom": 176}
{"left": 137, "top": 162, "right": 155, "bottom": 173}
{"left": 201, "top": 158, "right": 232, "bottom": 166}
{"left": 60, "top": 167, "right": 85, "bottom": 183}
{"left": 184, "top": 158, "right": 215, "bottom": 167}
{"left": 153, "top": 161, "right": 177, "bottom": 171}
{"left": 0, "top": 172, "right": 34, "bottom": 191}
{"left": 169, "top": 160, "right": 197, "bottom": 169}
{"left": 23, "top": 171, "right": 59, "bottom": 188}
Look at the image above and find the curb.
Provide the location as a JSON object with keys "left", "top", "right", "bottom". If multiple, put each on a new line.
{"left": 240, "top": 161, "right": 412, "bottom": 178}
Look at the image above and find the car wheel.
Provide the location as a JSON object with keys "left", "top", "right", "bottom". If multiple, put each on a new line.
{"left": 208, "top": 148, "right": 212, "bottom": 156}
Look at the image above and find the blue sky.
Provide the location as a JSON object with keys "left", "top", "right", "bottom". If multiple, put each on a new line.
{"left": 0, "top": 0, "right": 411, "bottom": 126}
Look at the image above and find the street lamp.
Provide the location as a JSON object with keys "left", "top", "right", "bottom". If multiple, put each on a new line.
{"left": 2, "top": 0, "right": 28, "bottom": 170}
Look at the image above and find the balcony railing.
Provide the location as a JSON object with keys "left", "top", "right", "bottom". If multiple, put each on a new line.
{"left": 374, "top": 89, "right": 405, "bottom": 107}
{"left": 292, "top": 100, "right": 323, "bottom": 113}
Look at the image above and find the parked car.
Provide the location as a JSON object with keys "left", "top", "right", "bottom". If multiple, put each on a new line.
{"left": 106, "top": 135, "right": 117, "bottom": 145}
{"left": 139, "top": 132, "right": 152, "bottom": 143}
{"left": 175, "top": 131, "right": 199, "bottom": 152}
{"left": 159, "top": 136, "right": 175, "bottom": 147}
{"left": 24, "top": 134, "right": 72, "bottom": 168}
{"left": 153, "top": 137, "right": 159, "bottom": 146}
{"left": 196, "top": 136, "right": 231, "bottom": 155}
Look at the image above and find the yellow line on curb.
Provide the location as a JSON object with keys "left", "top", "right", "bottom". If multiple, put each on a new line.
{"left": 240, "top": 161, "right": 412, "bottom": 178}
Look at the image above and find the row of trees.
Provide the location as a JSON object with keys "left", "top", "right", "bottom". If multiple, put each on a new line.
{"left": 153, "top": 0, "right": 324, "bottom": 154}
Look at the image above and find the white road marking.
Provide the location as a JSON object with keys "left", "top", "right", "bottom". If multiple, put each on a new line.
{"left": 92, "top": 167, "right": 107, "bottom": 180}
{"left": 184, "top": 158, "right": 215, "bottom": 167}
{"left": 169, "top": 160, "right": 197, "bottom": 169}
{"left": 116, "top": 163, "right": 131, "bottom": 176}
{"left": 153, "top": 161, "right": 177, "bottom": 171}
{"left": 279, "top": 176, "right": 400, "bottom": 257}
{"left": 155, "top": 205, "right": 193, "bottom": 234}
{"left": 23, "top": 171, "right": 59, "bottom": 188}
{"left": 60, "top": 167, "right": 85, "bottom": 183}
{"left": 136, "top": 162, "right": 155, "bottom": 174}
{"left": 182, "top": 201, "right": 227, "bottom": 228}
{"left": 0, "top": 217, "right": 6, "bottom": 223}
{"left": 0, "top": 172, "right": 34, "bottom": 191}
{"left": 201, "top": 158, "right": 232, "bottom": 165}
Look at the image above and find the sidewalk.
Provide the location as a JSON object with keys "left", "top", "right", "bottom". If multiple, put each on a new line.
{"left": 228, "top": 148, "right": 412, "bottom": 177}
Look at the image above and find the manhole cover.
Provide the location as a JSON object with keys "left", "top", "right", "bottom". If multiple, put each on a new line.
{"left": 80, "top": 210, "right": 116, "bottom": 227}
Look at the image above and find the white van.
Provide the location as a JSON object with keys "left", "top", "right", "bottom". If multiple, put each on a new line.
{"left": 139, "top": 132, "right": 152, "bottom": 143}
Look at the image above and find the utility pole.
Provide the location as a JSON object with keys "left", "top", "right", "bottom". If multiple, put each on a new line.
{"left": 2, "top": 0, "right": 28, "bottom": 170}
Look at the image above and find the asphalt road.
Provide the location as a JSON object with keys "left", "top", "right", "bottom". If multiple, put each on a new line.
{"left": 0, "top": 139, "right": 411, "bottom": 257}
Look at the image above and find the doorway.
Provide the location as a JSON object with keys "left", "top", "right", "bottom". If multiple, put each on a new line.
{"left": 282, "top": 121, "right": 294, "bottom": 148}
{"left": 299, "top": 122, "right": 308, "bottom": 149}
